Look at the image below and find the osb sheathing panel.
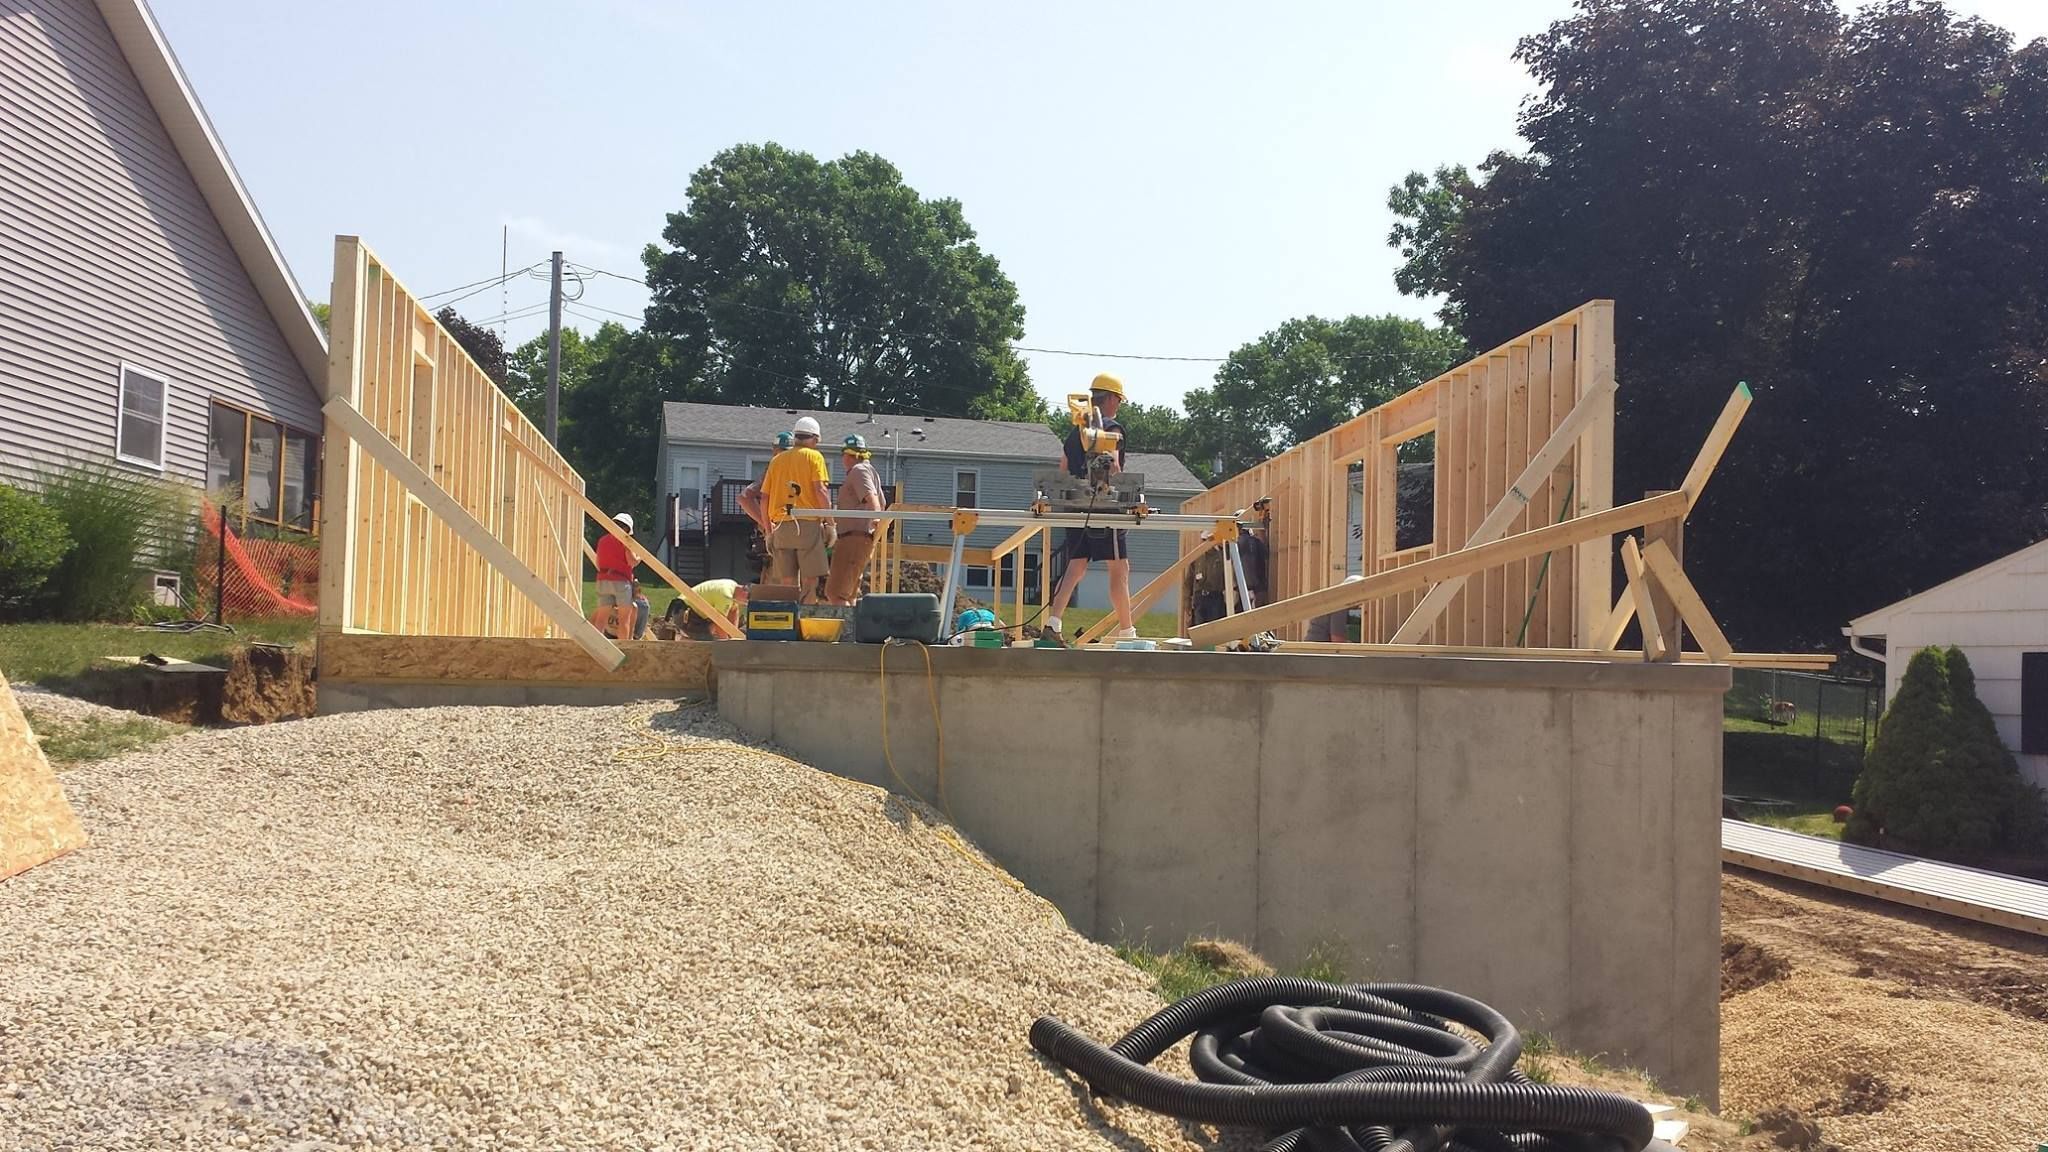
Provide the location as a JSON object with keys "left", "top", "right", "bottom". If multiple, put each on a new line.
{"left": 317, "top": 634, "right": 714, "bottom": 688}
{"left": 1, "top": 670, "right": 87, "bottom": 882}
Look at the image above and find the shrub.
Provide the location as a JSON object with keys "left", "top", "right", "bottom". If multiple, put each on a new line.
{"left": 0, "top": 482, "right": 72, "bottom": 612}
{"left": 34, "top": 457, "right": 195, "bottom": 622}
{"left": 1846, "top": 646, "right": 2048, "bottom": 860}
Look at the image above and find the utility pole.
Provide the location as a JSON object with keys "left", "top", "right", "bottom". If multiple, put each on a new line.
{"left": 546, "top": 250, "right": 563, "bottom": 444}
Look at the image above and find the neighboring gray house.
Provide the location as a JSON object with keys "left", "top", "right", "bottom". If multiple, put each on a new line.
{"left": 1, "top": 0, "right": 328, "bottom": 533}
{"left": 657, "top": 402, "right": 1205, "bottom": 611}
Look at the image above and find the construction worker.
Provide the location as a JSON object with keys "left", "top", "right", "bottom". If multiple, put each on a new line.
{"left": 738, "top": 432, "right": 792, "bottom": 581}
{"left": 1042, "top": 373, "right": 1134, "bottom": 645}
{"left": 761, "top": 416, "right": 834, "bottom": 602}
{"left": 824, "top": 434, "right": 885, "bottom": 604}
{"left": 667, "top": 577, "right": 740, "bottom": 639}
{"left": 591, "top": 512, "right": 640, "bottom": 640}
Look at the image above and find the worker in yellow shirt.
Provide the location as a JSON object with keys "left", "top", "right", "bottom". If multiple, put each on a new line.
{"left": 761, "top": 416, "right": 834, "bottom": 602}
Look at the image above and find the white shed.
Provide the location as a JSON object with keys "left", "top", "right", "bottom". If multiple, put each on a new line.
{"left": 1845, "top": 537, "right": 2048, "bottom": 787}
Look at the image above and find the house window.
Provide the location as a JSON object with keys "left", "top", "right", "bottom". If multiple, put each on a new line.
{"left": 954, "top": 469, "right": 978, "bottom": 509}
{"left": 964, "top": 565, "right": 993, "bottom": 588}
{"left": 115, "top": 364, "right": 169, "bottom": 469}
{"left": 208, "top": 400, "right": 319, "bottom": 533}
{"left": 2024, "top": 652, "right": 2047, "bottom": 755}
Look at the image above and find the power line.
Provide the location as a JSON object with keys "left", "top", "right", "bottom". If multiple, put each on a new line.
{"left": 1012, "top": 344, "right": 1223, "bottom": 364}
{"left": 421, "top": 262, "right": 547, "bottom": 307}
{"left": 570, "top": 263, "right": 1227, "bottom": 363}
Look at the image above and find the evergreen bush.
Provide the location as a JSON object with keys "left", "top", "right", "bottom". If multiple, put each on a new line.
{"left": 1846, "top": 646, "right": 2047, "bottom": 860}
{"left": 0, "top": 482, "right": 71, "bottom": 612}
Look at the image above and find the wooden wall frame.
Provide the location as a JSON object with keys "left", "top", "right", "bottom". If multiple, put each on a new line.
{"left": 1182, "top": 301, "right": 1617, "bottom": 646}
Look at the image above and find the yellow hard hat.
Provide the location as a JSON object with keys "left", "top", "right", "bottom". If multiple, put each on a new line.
{"left": 1089, "top": 373, "right": 1125, "bottom": 399}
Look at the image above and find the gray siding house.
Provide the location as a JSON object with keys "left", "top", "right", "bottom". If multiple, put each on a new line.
{"left": 1, "top": 0, "right": 328, "bottom": 531}
{"left": 658, "top": 402, "right": 1205, "bottom": 611}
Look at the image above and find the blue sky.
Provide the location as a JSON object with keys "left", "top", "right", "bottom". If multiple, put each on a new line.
{"left": 158, "top": 0, "right": 2048, "bottom": 412}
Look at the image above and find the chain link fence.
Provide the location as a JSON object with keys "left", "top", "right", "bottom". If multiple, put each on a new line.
{"left": 1724, "top": 666, "right": 1882, "bottom": 808}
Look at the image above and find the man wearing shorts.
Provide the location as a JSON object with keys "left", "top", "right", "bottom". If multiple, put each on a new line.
{"left": 824, "top": 433, "right": 885, "bottom": 604}
{"left": 591, "top": 512, "right": 639, "bottom": 639}
{"left": 760, "top": 416, "right": 834, "bottom": 602}
{"left": 1042, "top": 374, "right": 1135, "bottom": 645}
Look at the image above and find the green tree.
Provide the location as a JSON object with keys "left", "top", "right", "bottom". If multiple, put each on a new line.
{"left": 1386, "top": 166, "right": 1474, "bottom": 328}
{"left": 1847, "top": 647, "right": 2047, "bottom": 860}
{"left": 505, "top": 327, "right": 595, "bottom": 432}
{"left": 435, "top": 307, "right": 507, "bottom": 387}
{"left": 556, "top": 322, "right": 713, "bottom": 532}
{"left": 643, "top": 143, "right": 1043, "bottom": 422}
{"left": 308, "top": 300, "right": 330, "bottom": 336}
{"left": 1389, "top": 0, "right": 2048, "bottom": 647}
{"left": 1181, "top": 315, "right": 1465, "bottom": 477}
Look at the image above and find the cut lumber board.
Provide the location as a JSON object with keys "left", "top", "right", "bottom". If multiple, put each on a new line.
{"left": 1, "top": 670, "right": 87, "bottom": 883}
{"left": 1620, "top": 536, "right": 1666, "bottom": 662}
{"left": 1190, "top": 490, "right": 1690, "bottom": 648}
{"left": 1271, "top": 641, "right": 1833, "bottom": 669}
{"left": 1722, "top": 819, "right": 2048, "bottom": 938}
{"left": 1640, "top": 539, "right": 1734, "bottom": 663}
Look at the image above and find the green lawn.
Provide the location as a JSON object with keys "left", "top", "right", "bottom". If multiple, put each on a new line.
{"left": 580, "top": 579, "right": 680, "bottom": 619}
{"left": 1751, "top": 810, "right": 1846, "bottom": 840}
{"left": 0, "top": 619, "right": 315, "bottom": 684}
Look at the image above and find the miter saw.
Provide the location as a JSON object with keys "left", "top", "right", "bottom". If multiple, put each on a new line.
{"left": 1033, "top": 392, "right": 1146, "bottom": 513}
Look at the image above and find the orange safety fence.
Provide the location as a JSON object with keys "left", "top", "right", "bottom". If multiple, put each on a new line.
{"left": 189, "top": 502, "right": 318, "bottom": 621}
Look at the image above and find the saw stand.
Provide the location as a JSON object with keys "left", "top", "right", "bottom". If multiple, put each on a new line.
{"left": 795, "top": 493, "right": 1259, "bottom": 641}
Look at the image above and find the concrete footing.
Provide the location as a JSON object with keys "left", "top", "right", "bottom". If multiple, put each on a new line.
{"left": 716, "top": 641, "right": 1728, "bottom": 1100}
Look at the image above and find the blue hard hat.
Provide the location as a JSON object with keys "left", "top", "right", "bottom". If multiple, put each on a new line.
{"left": 956, "top": 607, "right": 998, "bottom": 632}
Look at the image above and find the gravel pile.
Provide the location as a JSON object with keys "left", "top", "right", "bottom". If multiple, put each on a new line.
{"left": 11, "top": 685, "right": 177, "bottom": 732}
{"left": 1723, "top": 965, "right": 2048, "bottom": 1149}
{"left": 1, "top": 701, "right": 1239, "bottom": 1151}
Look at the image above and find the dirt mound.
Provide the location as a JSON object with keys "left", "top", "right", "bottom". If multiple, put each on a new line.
{"left": 1721, "top": 934, "right": 1790, "bottom": 998}
{"left": 219, "top": 644, "right": 314, "bottom": 724}
{"left": 1751, "top": 1106, "right": 1840, "bottom": 1151}
{"left": 1184, "top": 937, "right": 1274, "bottom": 979}
{"left": 1819, "top": 1071, "right": 1907, "bottom": 1116}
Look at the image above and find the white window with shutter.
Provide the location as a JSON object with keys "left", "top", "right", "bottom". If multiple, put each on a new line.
{"left": 116, "top": 363, "right": 169, "bottom": 469}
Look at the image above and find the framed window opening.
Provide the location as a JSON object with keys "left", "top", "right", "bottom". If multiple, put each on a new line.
{"left": 115, "top": 363, "right": 169, "bottom": 470}
{"left": 953, "top": 468, "right": 979, "bottom": 510}
{"left": 207, "top": 399, "right": 319, "bottom": 534}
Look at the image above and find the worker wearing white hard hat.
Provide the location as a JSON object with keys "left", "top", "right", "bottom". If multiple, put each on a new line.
{"left": 759, "top": 415, "right": 835, "bottom": 600}
{"left": 591, "top": 511, "right": 643, "bottom": 639}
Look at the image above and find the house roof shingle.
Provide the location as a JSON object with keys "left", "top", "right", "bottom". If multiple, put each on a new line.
{"left": 662, "top": 402, "right": 1206, "bottom": 491}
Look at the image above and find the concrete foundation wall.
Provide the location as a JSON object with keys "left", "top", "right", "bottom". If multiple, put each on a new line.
{"left": 716, "top": 641, "right": 1728, "bottom": 1098}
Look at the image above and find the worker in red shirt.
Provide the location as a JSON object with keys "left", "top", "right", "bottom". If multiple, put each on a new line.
{"left": 592, "top": 512, "right": 640, "bottom": 640}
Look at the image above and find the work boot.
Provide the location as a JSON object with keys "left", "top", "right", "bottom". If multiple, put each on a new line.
{"left": 1038, "top": 626, "right": 1068, "bottom": 648}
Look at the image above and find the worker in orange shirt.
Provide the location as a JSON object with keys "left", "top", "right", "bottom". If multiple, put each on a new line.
{"left": 760, "top": 416, "right": 834, "bottom": 602}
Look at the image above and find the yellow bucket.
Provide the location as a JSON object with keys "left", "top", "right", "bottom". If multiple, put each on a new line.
{"left": 799, "top": 617, "right": 844, "bottom": 642}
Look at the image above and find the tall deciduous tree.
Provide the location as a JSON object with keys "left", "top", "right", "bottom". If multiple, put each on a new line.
{"left": 643, "top": 143, "right": 1043, "bottom": 422}
{"left": 505, "top": 327, "right": 594, "bottom": 432}
{"left": 436, "top": 307, "right": 507, "bottom": 387}
{"left": 1182, "top": 315, "right": 1465, "bottom": 477}
{"left": 1390, "top": 0, "right": 2048, "bottom": 647}
{"left": 556, "top": 322, "right": 713, "bottom": 532}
